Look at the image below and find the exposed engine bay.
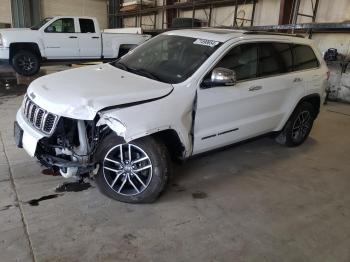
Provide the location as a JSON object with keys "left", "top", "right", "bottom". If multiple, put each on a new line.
{"left": 36, "top": 116, "right": 109, "bottom": 178}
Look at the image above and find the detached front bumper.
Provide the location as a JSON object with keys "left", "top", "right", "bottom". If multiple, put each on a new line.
{"left": 15, "top": 109, "right": 45, "bottom": 157}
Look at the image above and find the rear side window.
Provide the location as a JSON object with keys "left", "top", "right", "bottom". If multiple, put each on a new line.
{"left": 216, "top": 43, "right": 258, "bottom": 81}
{"left": 258, "top": 43, "right": 293, "bottom": 77}
{"left": 292, "top": 44, "right": 319, "bottom": 71}
{"left": 79, "top": 19, "right": 95, "bottom": 33}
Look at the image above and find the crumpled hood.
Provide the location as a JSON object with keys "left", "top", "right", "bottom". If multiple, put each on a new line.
{"left": 27, "top": 63, "right": 173, "bottom": 120}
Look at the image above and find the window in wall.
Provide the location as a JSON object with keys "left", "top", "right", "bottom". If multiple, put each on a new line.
{"left": 292, "top": 44, "right": 319, "bottom": 71}
{"left": 79, "top": 19, "right": 95, "bottom": 33}
{"left": 258, "top": 42, "right": 293, "bottom": 77}
{"left": 215, "top": 43, "right": 258, "bottom": 81}
{"left": 46, "top": 18, "right": 75, "bottom": 33}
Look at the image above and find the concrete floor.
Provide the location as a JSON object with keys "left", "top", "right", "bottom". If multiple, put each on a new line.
{"left": 0, "top": 65, "right": 350, "bottom": 262}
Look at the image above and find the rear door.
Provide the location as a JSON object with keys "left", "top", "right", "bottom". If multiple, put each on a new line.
{"left": 77, "top": 18, "right": 101, "bottom": 58}
{"left": 42, "top": 18, "right": 79, "bottom": 58}
{"left": 291, "top": 44, "right": 321, "bottom": 94}
{"left": 193, "top": 41, "right": 295, "bottom": 154}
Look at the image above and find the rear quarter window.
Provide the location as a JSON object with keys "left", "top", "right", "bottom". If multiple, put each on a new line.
{"left": 292, "top": 44, "right": 319, "bottom": 71}
{"left": 79, "top": 19, "right": 95, "bottom": 33}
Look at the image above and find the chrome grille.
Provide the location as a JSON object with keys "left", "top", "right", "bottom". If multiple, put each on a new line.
{"left": 22, "top": 95, "right": 59, "bottom": 135}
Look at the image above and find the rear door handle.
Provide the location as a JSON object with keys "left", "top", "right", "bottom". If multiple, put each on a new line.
{"left": 293, "top": 77, "right": 303, "bottom": 82}
{"left": 249, "top": 85, "right": 262, "bottom": 91}
{"left": 69, "top": 36, "right": 77, "bottom": 39}
{"left": 92, "top": 36, "right": 100, "bottom": 39}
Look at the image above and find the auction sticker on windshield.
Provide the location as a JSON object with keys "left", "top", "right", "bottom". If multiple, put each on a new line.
{"left": 193, "top": 39, "right": 220, "bottom": 47}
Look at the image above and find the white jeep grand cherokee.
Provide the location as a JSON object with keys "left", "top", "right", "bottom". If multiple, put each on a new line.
{"left": 14, "top": 29, "right": 328, "bottom": 203}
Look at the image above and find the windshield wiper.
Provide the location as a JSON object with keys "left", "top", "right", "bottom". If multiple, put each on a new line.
{"left": 130, "top": 68, "right": 160, "bottom": 81}
{"left": 112, "top": 62, "right": 160, "bottom": 81}
{"left": 113, "top": 61, "right": 130, "bottom": 71}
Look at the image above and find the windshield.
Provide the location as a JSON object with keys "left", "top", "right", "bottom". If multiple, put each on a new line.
{"left": 31, "top": 18, "right": 52, "bottom": 30}
{"left": 112, "top": 35, "right": 221, "bottom": 84}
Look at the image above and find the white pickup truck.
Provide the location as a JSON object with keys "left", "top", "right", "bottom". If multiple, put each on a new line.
{"left": 0, "top": 16, "right": 151, "bottom": 76}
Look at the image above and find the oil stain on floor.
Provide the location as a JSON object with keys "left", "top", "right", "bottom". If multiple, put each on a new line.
{"left": 26, "top": 194, "right": 62, "bottom": 206}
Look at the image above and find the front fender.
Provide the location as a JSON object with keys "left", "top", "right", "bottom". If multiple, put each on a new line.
{"left": 96, "top": 102, "right": 193, "bottom": 157}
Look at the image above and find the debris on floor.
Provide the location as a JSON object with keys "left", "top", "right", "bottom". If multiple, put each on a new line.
{"left": 192, "top": 191, "right": 207, "bottom": 199}
{"left": 41, "top": 168, "right": 61, "bottom": 176}
{"left": 55, "top": 181, "right": 92, "bottom": 193}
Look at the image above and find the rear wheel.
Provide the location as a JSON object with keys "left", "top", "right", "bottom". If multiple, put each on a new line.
{"left": 95, "top": 134, "right": 170, "bottom": 203}
{"left": 12, "top": 50, "right": 40, "bottom": 76}
{"left": 276, "top": 102, "right": 316, "bottom": 147}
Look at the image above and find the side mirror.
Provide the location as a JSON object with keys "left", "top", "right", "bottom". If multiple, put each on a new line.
{"left": 211, "top": 67, "right": 236, "bottom": 86}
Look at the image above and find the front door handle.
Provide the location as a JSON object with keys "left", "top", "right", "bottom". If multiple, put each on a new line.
{"left": 92, "top": 36, "right": 100, "bottom": 39}
{"left": 69, "top": 36, "right": 77, "bottom": 39}
{"left": 293, "top": 77, "right": 303, "bottom": 82}
{"left": 249, "top": 85, "right": 262, "bottom": 91}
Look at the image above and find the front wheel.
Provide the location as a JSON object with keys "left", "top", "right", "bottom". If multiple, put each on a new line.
{"left": 12, "top": 50, "right": 40, "bottom": 76}
{"left": 275, "top": 102, "right": 316, "bottom": 147}
{"left": 95, "top": 134, "right": 170, "bottom": 203}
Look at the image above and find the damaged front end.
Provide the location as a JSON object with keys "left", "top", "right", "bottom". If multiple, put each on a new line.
{"left": 36, "top": 116, "right": 109, "bottom": 178}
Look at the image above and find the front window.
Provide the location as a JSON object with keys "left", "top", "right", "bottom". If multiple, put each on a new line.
{"left": 30, "top": 17, "right": 52, "bottom": 30}
{"left": 44, "top": 18, "right": 75, "bottom": 33}
{"left": 215, "top": 43, "right": 258, "bottom": 81}
{"left": 112, "top": 35, "right": 222, "bottom": 84}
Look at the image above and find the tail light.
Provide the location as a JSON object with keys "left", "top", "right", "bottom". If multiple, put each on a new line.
{"left": 326, "top": 71, "right": 330, "bottom": 81}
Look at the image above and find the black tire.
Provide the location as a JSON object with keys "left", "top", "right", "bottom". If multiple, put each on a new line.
{"left": 95, "top": 134, "right": 170, "bottom": 203}
{"left": 275, "top": 102, "right": 316, "bottom": 147}
{"left": 12, "top": 50, "right": 40, "bottom": 76}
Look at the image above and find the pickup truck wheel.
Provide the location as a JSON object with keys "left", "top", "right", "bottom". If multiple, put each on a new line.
{"left": 275, "top": 102, "right": 316, "bottom": 147}
{"left": 12, "top": 51, "right": 40, "bottom": 76}
{"left": 95, "top": 134, "right": 170, "bottom": 203}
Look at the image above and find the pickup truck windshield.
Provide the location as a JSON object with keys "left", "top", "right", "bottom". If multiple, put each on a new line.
{"left": 113, "top": 35, "right": 221, "bottom": 84}
{"left": 31, "top": 18, "right": 52, "bottom": 30}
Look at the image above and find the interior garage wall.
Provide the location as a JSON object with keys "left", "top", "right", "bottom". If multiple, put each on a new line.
{"left": 0, "top": 0, "right": 12, "bottom": 24}
{"left": 122, "top": 0, "right": 163, "bottom": 29}
{"left": 180, "top": 0, "right": 280, "bottom": 27}
{"left": 41, "top": 0, "right": 108, "bottom": 29}
{"left": 298, "top": 0, "right": 350, "bottom": 23}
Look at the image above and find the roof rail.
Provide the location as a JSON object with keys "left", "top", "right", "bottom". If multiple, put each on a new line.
{"left": 243, "top": 31, "right": 305, "bottom": 38}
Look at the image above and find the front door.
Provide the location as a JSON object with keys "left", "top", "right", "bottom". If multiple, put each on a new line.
{"left": 193, "top": 42, "right": 295, "bottom": 155}
{"left": 42, "top": 18, "right": 79, "bottom": 58}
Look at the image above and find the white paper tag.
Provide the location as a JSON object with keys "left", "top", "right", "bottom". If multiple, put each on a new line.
{"left": 193, "top": 39, "right": 220, "bottom": 47}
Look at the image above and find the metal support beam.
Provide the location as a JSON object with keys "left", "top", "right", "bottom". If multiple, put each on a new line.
{"left": 291, "top": 0, "right": 319, "bottom": 34}
{"left": 233, "top": 0, "right": 256, "bottom": 27}
{"left": 11, "top": 0, "right": 40, "bottom": 28}
{"left": 108, "top": 0, "right": 122, "bottom": 28}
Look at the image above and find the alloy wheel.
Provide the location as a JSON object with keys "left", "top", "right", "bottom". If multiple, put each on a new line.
{"left": 18, "top": 56, "right": 36, "bottom": 72}
{"left": 291, "top": 111, "right": 312, "bottom": 143}
{"left": 103, "top": 144, "right": 153, "bottom": 196}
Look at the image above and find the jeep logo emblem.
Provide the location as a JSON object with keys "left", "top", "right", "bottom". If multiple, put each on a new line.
{"left": 29, "top": 92, "right": 36, "bottom": 99}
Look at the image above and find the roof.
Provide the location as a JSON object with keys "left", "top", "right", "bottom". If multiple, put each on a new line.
{"left": 164, "top": 28, "right": 244, "bottom": 42}
{"left": 164, "top": 28, "right": 307, "bottom": 43}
